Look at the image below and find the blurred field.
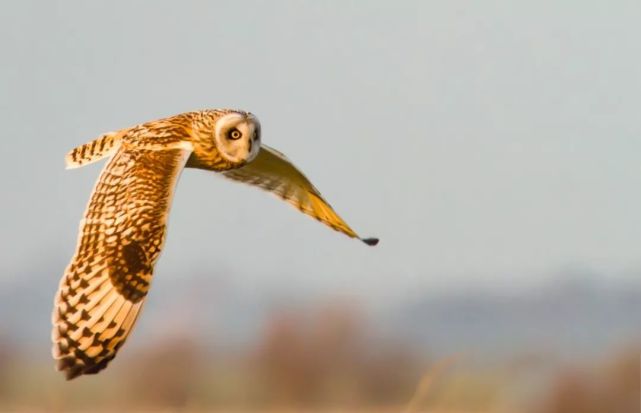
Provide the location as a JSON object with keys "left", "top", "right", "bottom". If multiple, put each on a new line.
{"left": 0, "top": 302, "right": 637, "bottom": 413}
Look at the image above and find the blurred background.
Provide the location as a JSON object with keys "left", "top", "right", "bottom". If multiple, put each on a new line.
{"left": 0, "top": 1, "right": 639, "bottom": 412}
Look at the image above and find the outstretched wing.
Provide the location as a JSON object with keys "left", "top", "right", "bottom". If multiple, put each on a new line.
{"left": 213, "top": 145, "right": 377, "bottom": 246}
{"left": 52, "top": 145, "right": 191, "bottom": 379}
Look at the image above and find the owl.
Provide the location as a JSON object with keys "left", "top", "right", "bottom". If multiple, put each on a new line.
{"left": 52, "top": 109, "right": 378, "bottom": 379}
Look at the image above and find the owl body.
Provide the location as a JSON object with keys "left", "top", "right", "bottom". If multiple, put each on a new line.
{"left": 52, "top": 109, "right": 377, "bottom": 380}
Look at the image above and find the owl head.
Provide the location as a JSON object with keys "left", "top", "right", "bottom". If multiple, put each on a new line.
{"left": 212, "top": 111, "right": 261, "bottom": 165}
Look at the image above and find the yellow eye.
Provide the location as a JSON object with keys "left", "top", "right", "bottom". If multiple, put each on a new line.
{"left": 229, "top": 129, "right": 242, "bottom": 140}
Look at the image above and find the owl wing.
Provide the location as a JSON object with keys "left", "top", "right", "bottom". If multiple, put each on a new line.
{"left": 216, "top": 145, "right": 378, "bottom": 246}
{"left": 52, "top": 144, "right": 191, "bottom": 380}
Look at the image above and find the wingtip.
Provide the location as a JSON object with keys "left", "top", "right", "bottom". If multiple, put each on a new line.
{"left": 361, "top": 237, "right": 379, "bottom": 246}
{"left": 56, "top": 357, "right": 82, "bottom": 380}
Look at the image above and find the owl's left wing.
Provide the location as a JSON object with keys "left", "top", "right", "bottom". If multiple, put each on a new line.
{"left": 191, "top": 145, "right": 377, "bottom": 246}
{"left": 53, "top": 144, "right": 191, "bottom": 379}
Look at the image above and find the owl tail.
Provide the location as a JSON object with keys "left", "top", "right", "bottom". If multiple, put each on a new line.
{"left": 65, "top": 130, "right": 125, "bottom": 169}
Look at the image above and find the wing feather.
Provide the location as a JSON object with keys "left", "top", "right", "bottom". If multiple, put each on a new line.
{"left": 52, "top": 145, "right": 191, "bottom": 379}
{"left": 218, "top": 145, "right": 378, "bottom": 246}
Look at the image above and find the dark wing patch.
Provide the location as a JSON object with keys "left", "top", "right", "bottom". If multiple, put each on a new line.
{"left": 114, "top": 240, "right": 152, "bottom": 302}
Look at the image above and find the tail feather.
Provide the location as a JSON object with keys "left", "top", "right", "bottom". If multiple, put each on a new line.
{"left": 65, "top": 131, "right": 123, "bottom": 169}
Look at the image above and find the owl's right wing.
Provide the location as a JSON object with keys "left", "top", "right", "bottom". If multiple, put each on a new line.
{"left": 209, "top": 145, "right": 377, "bottom": 245}
{"left": 52, "top": 144, "right": 191, "bottom": 380}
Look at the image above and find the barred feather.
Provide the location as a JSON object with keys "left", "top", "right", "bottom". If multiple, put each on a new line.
{"left": 65, "top": 131, "right": 124, "bottom": 169}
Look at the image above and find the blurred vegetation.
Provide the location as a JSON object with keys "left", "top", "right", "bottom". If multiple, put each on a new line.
{"left": 534, "top": 349, "right": 639, "bottom": 413}
{"left": 0, "top": 302, "right": 637, "bottom": 412}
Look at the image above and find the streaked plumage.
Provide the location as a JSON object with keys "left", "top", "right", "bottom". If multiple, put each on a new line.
{"left": 52, "top": 109, "right": 378, "bottom": 379}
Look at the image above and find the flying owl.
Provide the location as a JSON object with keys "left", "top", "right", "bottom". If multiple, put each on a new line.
{"left": 52, "top": 109, "right": 378, "bottom": 380}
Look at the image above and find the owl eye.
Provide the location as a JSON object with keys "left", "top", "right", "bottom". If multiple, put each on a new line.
{"left": 228, "top": 128, "right": 242, "bottom": 140}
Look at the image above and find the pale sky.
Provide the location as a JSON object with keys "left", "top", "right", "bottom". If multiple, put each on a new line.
{"left": 1, "top": 1, "right": 641, "bottom": 306}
